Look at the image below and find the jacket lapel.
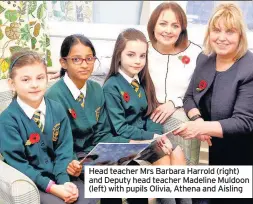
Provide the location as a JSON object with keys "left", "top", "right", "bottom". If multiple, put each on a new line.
{"left": 194, "top": 54, "right": 217, "bottom": 105}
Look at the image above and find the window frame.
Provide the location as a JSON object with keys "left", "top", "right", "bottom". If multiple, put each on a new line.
{"left": 48, "top": 1, "right": 253, "bottom": 52}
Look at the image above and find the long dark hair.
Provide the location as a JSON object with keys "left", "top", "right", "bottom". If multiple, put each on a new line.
{"left": 60, "top": 34, "right": 96, "bottom": 77}
{"left": 105, "top": 28, "right": 159, "bottom": 116}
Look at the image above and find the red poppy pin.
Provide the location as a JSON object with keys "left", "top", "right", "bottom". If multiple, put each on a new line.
{"left": 121, "top": 91, "right": 130, "bottom": 102}
{"left": 25, "top": 133, "right": 40, "bottom": 146}
{"left": 178, "top": 55, "right": 190, "bottom": 66}
{"left": 196, "top": 80, "right": 208, "bottom": 92}
{"left": 68, "top": 108, "right": 77, "bottom": 119}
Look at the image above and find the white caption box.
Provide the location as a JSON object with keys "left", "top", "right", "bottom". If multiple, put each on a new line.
{"left": 84, "top": 166, "right": 252, "bottom": 198}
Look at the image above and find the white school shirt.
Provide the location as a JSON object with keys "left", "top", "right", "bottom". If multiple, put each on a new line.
{"left": 148, "top": 41, "right": 202, "bottom": 107}
{"left": 63, "top": 73, "right": 87, "bottom": 101}
{"left": 17, "top": 96, "right": 46, "bottom": 126}
{"left": 118, "top": 69, "right": 140, "bottom": 84}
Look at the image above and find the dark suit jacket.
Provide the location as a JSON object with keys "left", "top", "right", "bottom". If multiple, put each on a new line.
{"left": 183, "top": 51, "right": 253, "bottom": 165}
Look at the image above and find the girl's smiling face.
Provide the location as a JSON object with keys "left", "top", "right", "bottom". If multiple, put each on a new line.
{"left": 120, "top": 40, "right": 147, "bottom": 78}
{"left": 9, "top": 62, "right": 47, "bottom": 109}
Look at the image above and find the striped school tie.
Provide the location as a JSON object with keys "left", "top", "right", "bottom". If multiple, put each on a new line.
{"left": 77, "top": 92, "right": 85, "bottom": 108}
{"left": 131, "top": 79, "right": 140, "bottom": 93}
{"left": 32, "top": 110, "right": 44, "bottom": 132}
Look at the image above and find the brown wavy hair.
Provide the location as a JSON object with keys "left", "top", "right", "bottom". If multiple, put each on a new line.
{"left": 9, "top": 50, "right": 47, "bottom": 79}
{"left": 9, "top": 50, "right": 47, "bottom": 99}
{"left": 147, "top": 2, "right": 188, "bottom": 50}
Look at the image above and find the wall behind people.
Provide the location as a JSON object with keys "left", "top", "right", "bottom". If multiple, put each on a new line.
{"left": 47, "top": 1, "right": 253, "bottom": 76}
{"left": 1, "top": 1, "right": 253, "bottom": 90}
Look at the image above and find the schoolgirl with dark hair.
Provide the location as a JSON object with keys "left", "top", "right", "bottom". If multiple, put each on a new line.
{"left": 46, "top": 34, "right": 151, "bottom": 186}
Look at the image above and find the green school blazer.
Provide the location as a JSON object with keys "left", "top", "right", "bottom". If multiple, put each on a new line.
{"left": 0, "top": 98, "right": 73, "bottom": 191}
{"left": 103, "top": 73, "right": 163, "bottom": 140}
{"left": 46, "top": 78, "right": 129, "bottom": 159}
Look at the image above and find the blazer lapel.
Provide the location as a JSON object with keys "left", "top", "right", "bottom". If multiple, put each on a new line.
{"left": 194, "top": 54, "right": 217, "bottom": 104}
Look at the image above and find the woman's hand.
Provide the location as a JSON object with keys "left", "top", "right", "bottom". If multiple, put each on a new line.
{"left": 173, "top": 120, "right": 205, "bottom": 139}
{"left": 196, "top": 135, "right": 212, "bottom": 146}
{"left": 157, "top": 135, "right": 173, "bottom": 155}
{"left": 150, "top": 101, "right": 176, "bottom": 124}
{"left": 67, "top": 160, "right": 83, "bottom": 177}
{"left": 173, "top": 118, "right": 212, "bottom": 146}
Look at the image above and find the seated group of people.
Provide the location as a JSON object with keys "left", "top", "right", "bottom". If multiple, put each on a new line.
{"left": 0, "top": 2, "right": 252, "bottom": 204}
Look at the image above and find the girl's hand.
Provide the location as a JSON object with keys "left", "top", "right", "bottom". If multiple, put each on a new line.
{"left": 67, "top": 160, "right": 83, "bottom": 177}
{"left": 157, "top": 135, "right": 173, "bottom": 155}
{"left": 49, "top": 184, "right": 75, "bottom": 203}
{"left": 64, "top": 182, "right": 79, "bottom": 203}
{"left": 150, "top": 101, "right": 176, "bottom": 124}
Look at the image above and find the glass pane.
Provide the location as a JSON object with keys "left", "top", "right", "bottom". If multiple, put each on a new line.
{"left": 47, "top": 1, "right": 143, "bottom": 25}
{"left": 47, "top": 1, "right": 93, "bottom": 23}
{"left": 92, "top": 1, "right": 143, "bottom": 25}
{"left": 185, "top": 1, "right": 253, "bottom": 30}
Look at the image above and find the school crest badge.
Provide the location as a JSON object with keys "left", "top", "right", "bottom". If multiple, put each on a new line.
{"left": 52, "top": 123, "right": 60, "bottom": 142}
{"left": 95, "top": 107, "right": 101, "bottom": 122}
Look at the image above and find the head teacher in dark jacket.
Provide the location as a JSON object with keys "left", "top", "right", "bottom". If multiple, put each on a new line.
{"left": 174, "top": 3, "right": 253, "bottom": 167}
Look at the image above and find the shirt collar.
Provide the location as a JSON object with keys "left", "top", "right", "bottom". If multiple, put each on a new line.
{"left": 17, "top": 97, "right": 46, "bottom": 120}
{"left": 63, "top": 73, "right": 87, "bottom": 100}
{"left": 118, "top": 69, "right": 140, "bottom": 84}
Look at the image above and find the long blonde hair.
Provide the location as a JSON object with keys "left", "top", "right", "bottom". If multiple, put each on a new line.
{"left": 203, "top": 3, "right": 248, "bottom": 60}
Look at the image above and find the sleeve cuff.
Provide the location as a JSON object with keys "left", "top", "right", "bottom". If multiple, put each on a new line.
{"left": 56, "top": 173, "right": 70, "bottom": 184}
{"left": 36, "top": 175, "right": 51, "bottom": 191}
{"left": 46, "top": 180, "right": 56, "bottom": 193}
{"left": 183, "top": 100, "right": 197, "bottom": 114}
{"left": 143, "top": 131, "right": 155, "bottom": 140}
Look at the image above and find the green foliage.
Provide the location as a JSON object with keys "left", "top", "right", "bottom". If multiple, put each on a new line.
{"left": 5, "top": 10, "right": 18, "bottom": 22}
{"left": 0, "top": 5, "right": 5, "bottom": 14}
{"left": 37, "top": 4, "right": 45, "bottom": 19}
{"left": 20, "top": 24, "right": 31, "bottom": 42}
{"left": 31, "top": 37, "right": 37, "bottom": 49}
{"left": 28, "top": 1, "right": 37, "bottom": 14}
{"left": 9, "top": 46, "right": 24, "bottom": 54}
{"left": 0, "top": 28, "right": 3, "bottom": 40}
{"left": 53, "top": 10, "right": 64, "bottom": 18}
